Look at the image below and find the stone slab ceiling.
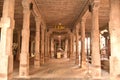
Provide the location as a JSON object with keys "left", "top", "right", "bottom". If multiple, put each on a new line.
{"left": 35, "top": 0, "right": 87, "bottom": 28}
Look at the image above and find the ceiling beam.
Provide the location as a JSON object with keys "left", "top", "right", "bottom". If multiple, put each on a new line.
{"left": 73, "top": 0, "right": 89, "bottom": 28}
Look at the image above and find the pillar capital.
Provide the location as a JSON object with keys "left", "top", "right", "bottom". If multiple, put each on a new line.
{"left": 92, "top": 0, "right": 100, "bottom": 11}
{"left": 22, "top": 0, "right": 31, "bottom": 13}
{"left": 35, "top": 17, "right": 42, "bottom": 23}
{"left": 35, "top": 17, "right": 41, "bottom": 32}
{"left": 81, "top": 18, "right": 86, "bottom": 23}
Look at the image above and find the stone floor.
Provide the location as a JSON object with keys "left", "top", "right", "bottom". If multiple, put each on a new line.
{"left": 13, "top": 58, "right": 110, "bottom": 80}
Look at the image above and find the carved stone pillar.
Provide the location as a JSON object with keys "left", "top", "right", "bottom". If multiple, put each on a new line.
{"left": 81, "top": 19, "right": 86, "bottom": 68}
{"left": 91, "top": 0, "right": 101, "bottom": 78}
{"left": 47, "top": 34, "right": 50, "bottom": 60}
{"left": 41, "top": 27, "right": 45, "bottom": 64}
{"left": 34, "top": 17, "right": 41, "bottom": 68}
{"left": 109, "top": 0, "right": 120, "bottom": 79}
{"left": 51, "top": 38, "right": 54, "bottom": 58}
{"left": 0, "top": 0, "right": 15, "bottom": 80}
{"left": 70, "top": 33, "right": 74, "bottom": 59}
{"left": 19, "top": 0, "right": 30, "bottom": 77}
{"left": 64, "top": 39, "right": 68, "bottom": 58}
{"left": 45, "top": 31, "right": 48, "bottom": 62}
{"left": 75, "top": 23, "right": 80, "bottom": 65}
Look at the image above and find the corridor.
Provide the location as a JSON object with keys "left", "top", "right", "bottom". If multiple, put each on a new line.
{"left": 1, "top": 0, "right": 120, "bottom": 80}
{"left": 13, "top": 58, "right": 109, "bottom": 80}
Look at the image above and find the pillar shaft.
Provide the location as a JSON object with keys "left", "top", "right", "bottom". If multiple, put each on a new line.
{"left": 45, "top": 32, "right": 48, "bottom": 62}
{"left": 81, "top": 19, "right": 86, "bottom": 67}
{"left": 91, "top": 0, "right": 101, "bottom": 78}
{"left": 70, "top": 34, "right": 74, "bottom": 59}
{"left": 64, "top": 39, "right": 68, "bottom": 58}
{"left": 47, "top": 34, "right": 50, "bottom": 60}
{"left": 34, "top": 18, "right": 41, "bottom": 68}
{"left": 109, "top": 0, "right": 120, "bottom": 79}
{"left": 51, "top": 38, "right": 54, "bottom": 58}
{"left": 19, "top": 0, "right": 30, "bottom": 77}
{"left": 75, "top": 23, "right": 80, "bottom": 65}
{"left": 41, "top": 27, "right": 45, "bottom": 64}
{"left": 0, "top": 0, "right": 15, "bottom": 80}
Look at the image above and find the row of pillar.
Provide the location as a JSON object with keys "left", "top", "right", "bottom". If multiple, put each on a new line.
{"left": 74, "top": 0, "right": 120, "bottom": 79}
{"left": 75, "top": 0, "right": 101, "bottom": 78}
{"left": 0, "top": 0, "right": 120, "bottom": 79}
{"left": 0, "top": 0, "right": 50, "bottom": 79}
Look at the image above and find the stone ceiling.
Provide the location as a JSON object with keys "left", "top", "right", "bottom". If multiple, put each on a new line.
{"left": 35, "top": 0, "right": 88, "bottom": 28}
{"left": 0, "top": 0, "right": 110, "bottom": 32}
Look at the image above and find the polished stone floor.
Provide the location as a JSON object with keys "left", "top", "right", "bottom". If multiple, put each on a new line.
{"left": 13, "top": 58, "right": 110, "bottom": 80}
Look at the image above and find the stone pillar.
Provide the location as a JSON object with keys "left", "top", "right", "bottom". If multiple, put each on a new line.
{"left": 81, "top": 19, "right": 86, "bottom": 68}
{"left": 64, "top": 39, "right": 68, "bottom": 58}
{"left": 19, "top": 0, "right": 30, "bottom": 77}
{"left": 45, "top": 31, "right": 48, "bottom": 62}
{"left": 75, "top": 23, "right": 80, "bottom": 65}
{"left": 70, "top": 33, "right": 74, "bottom": 59}
{"left": 34, "top": 17, "right": 41, "bottom": 68}
{"left": 91, "top": 0, "right": 101, "bottom": 78}
{"left": 109, "top": 0, "right": 120, "bottom": 79}
{"left": 41, "top": 27, "right": 45, "bottom": 64}
{"left": 0, "top": 0, "right": 15, "bottom": 80}
{"left": 51, "top": 38, "right": 54, "bottom": 58}
{"left": 47, "top": 34, "right": 50, "bottom": 60}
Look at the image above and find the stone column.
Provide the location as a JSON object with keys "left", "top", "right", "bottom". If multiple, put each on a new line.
{"left": 19, "top": 0, "right": 30, "bottom": 77}
{"left": 91, "top": 0, "right": 101, "bottom": 78}
{"left": 41, "top": 27, "right": 45, "bottom": 64}
{"left": 45, "top": 31, "right": 48, "bottom": 62}
{"left": 0, "top": 0, "right": 15, "bottom": 80}
{"left": 51, "top": 38, "right": 54, "bottom": 58}
{"left": 109, "top": 0, "right": 120, "bottom": 79}
{"left": 47, "top": 34, "right": 50, "bottom": 60}
{"left": 70, "top": 33, "right": 74, "bottom": 59}
{"left": 64, "top": 39, "right": 68, "bottom": 58}
{"left": 75, "top": 23, "right": 80, "bottom": 65}
{"left": 34, "top": 17, "right": 41, "bottom": 68}
{"left": 81, "top": 19, "right": 86, "bottom": 68}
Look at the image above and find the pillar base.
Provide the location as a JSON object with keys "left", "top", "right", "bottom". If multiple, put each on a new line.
{"left": 19, "top": 53, "right": 29, "bottom": 77}
{"left": 92, "top": 65, "right": 101, "bottom": 79}
{"left": 0, "top": 55, "right": 13, "bottom": 80}
{"left": 82, "top": 61, "right": 87, "bottom": 69}
{"left": 34, "top": 59, "right": 40, "bottom": 69}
